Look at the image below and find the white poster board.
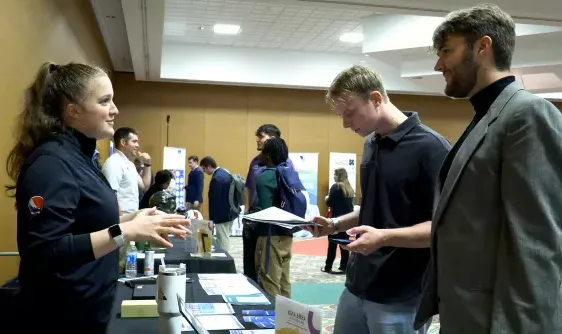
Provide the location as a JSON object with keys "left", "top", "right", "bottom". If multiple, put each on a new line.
{"left": 288, "top": 153, "right": 319, "bottom": 205}
{"left": 275, "top": 295, "right": 323, "bottom": 334}
{"left": 329, "top": 152, "right": 357, "bottom": 193}
{"left": 163, "top": 146, "right": 186, "bottom": 209}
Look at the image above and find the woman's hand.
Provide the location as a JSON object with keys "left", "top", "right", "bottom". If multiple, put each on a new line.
{"left": 121, "top": 207, "right": 191, "bottom": 248}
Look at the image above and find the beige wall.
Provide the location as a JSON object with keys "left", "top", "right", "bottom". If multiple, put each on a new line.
{"left": 0, "top": 0, "right": 111, "bottom": 283}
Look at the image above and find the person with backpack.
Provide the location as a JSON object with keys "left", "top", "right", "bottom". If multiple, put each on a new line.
{"left": 200, "top": 156, "right": 238, "bottom": 253}
{"left": 254, "top": 137, "right": 306, "bottom": 298}
{"left": 244, "top": 124, "right": 295, "bottom": 282}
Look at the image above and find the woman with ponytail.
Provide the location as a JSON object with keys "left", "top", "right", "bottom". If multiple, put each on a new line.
{"left": 322, "top": 168, "right": 355, "bottom": 274}
{"left": 9, "top": 62, "right": 190, "bottom": 333}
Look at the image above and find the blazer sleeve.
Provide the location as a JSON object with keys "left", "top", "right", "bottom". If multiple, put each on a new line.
{"left": 492, "top": 98, "right": 562, "bottom": 333}
{"left": 208, "top": 176, "right": 218, "bottom": 221}
{"left": 195, "top": 169, "right": 204, "bottom": 202}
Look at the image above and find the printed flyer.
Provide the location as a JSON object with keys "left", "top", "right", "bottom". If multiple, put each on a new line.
{"left": 275, "top": 296, "right": 322, "bottom": 334}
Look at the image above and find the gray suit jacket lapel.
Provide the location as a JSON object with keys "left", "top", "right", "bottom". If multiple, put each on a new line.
{"left": 432, "top": 82, "right": 524, "bottom": 231}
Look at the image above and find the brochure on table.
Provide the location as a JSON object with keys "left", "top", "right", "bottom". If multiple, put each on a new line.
{"left": 178, "top": 294, "right": 244, "bottom": 332}
{"left": 240, "top": 310, "right": 276, "bottom": 330}
{"left": 198, "top": 274, "right": 271, "bottom": 305}
{"left": 223, "top": 294, "right": 271, "bottom": 306}
{"left": 198, "top": 273, "right": 262, "bottom": 296}
{"left": 185, "top": 303, "right": 235, "bottom": 315}
{"left": 275, "top": 295, "right": 323, "bottom": 334}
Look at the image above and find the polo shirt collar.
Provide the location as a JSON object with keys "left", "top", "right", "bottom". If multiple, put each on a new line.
{"left": 114, "top": 149, "right": 130, "bottom": 161}
{"left": 375, "top": 112, "right": 420, "bottom": 143}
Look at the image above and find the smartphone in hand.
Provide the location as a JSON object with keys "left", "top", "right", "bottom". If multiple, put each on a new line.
{"left": 330, "top": 238, "right": 352, "bottom": 245}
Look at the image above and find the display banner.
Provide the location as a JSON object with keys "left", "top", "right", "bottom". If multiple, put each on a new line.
{"left": 328, "top": 152, "right": 357, "bottom": 193}
{"left": 163, "top": 146, "right": 187, "bottom": 209}
{"left": 288, "top": 153, "right": 319, "bottom": 205}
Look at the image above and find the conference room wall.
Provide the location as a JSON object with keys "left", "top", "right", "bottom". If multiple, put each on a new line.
{"left": 113, "top": 73, "right": 479, "bottom": 220}
{"left": 0, "top": 0, "right": 111, "bottom": 282}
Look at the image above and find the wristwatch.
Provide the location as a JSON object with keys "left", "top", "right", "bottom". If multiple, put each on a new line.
{"left": 331, "top": 218, "right": 340, "bottom": 234}
{"left": 108, "top": 224, "right": 125, "bottom": 247}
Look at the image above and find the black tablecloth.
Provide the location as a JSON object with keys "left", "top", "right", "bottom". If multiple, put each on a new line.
{"left": 107, "top": 274, "right": 274, "bottom": 334}
{"left": 136, "top": 239, "right": 236, "bottom": 275}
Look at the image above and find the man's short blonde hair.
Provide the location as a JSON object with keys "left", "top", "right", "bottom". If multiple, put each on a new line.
{"left": 326, "top": 65, "right": 389, "bottom": 109}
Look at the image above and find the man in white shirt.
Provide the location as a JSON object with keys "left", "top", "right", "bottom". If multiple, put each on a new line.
{"left": 103, "top": 127, "right": 152, "bottom": 214}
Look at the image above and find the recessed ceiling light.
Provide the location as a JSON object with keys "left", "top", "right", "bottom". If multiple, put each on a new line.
{"left": 213, "top": 24, "right": 241, "bottom": 35}
{"left": 339, "top": 33, "right": 363, "bottom": 43}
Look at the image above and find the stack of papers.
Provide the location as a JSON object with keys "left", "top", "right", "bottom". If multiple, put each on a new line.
{"left": 198, "top": 274, "right": 270, "bottom": 305}
{"left": 179, "top": 294, "right": 244, "bottom": 332}
{"left": 198, "top": 274, "right": 262, "bottom": 296}
{"left": 223, "top": 294, "right": 271, "bottom": 306}
{"left": 242, "top": 309, "right": 276, "bottom": 329}
{"left": 198, "top": 273, "right": 247, "bottom": 280}
{"left": 185, "top": 303, "right": 235, "bottom": 315}
{"left": 195, "top": 315, "right": 244, "bottom": 331}
{"left": 243, "top": 207, "right": 317, "bottom": 229}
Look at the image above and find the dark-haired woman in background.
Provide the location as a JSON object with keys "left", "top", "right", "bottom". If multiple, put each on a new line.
{"left": 140, "top": 169, "right": 175, "bottom": 210}
{"left": 8, "top": 62, "right": 190, "bottom": 333}
{"left": 322, "top": 168, "right": 355, "bottom": 274}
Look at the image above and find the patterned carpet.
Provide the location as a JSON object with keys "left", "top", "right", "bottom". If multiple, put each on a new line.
{"left": 227, "top": 236, "right": 441, "bottom": 333}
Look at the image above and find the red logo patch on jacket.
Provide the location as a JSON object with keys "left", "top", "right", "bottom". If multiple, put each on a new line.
{"left": 28, "top": 196, "right": 44, "bottom": 215}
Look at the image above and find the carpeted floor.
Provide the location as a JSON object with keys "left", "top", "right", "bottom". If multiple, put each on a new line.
{"left": 227, "top": 236, "right": 440, "bottom": 333}
{"left": 291, "top": 283, "right": 346, "bottom": 305}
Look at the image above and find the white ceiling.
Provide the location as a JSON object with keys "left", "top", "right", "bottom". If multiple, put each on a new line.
{"left": 164, "top": 0, "right": 371, "bottom": 53}
{"left": 90, "top": 0, "right": 562, "bottom": 100}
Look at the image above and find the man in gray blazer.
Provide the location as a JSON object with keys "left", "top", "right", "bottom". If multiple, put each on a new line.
{"left": 414, "top": 4, "right": 562, "bottom": 333}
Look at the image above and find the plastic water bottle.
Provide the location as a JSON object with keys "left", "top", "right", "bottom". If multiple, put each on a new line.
{"left": 125, "top": 241, "right": 138, "bottom": 278}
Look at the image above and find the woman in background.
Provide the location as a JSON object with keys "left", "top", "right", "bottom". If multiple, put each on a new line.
{"left": 140, "top": 169, "right": 175, "bottom": 210}
{"left": 322, "top": 168, "right": 355, "bottom": 274}
{"left": 8, "top": 62, "right": 189, "bottom": 333}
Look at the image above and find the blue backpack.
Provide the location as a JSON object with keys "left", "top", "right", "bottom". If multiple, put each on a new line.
{"left": 275, "top": 163, "right": 307, "bottom": 218}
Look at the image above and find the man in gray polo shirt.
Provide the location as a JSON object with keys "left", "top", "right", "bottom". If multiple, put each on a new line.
{"left": 308, "top": 65, "right": 451, "bottom": 333}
